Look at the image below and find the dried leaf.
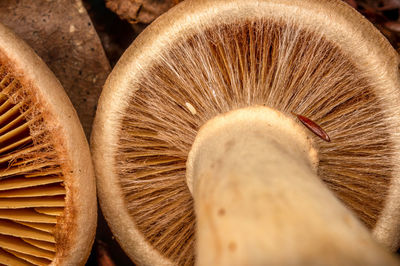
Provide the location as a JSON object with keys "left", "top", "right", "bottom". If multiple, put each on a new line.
{"left": 385, "top": 21, "right": 400, "bottom": 31}
{"left": 106, "top": 0, "right": 183, "bottom": 25}
{"left": 377, "top": 0, "right": 400, "bottom": 10}
{"left": 97, "top": 240, "right": 116, "bottom": 266}
{"left": 343, "top": 0, "right": 358, "bottom": 9}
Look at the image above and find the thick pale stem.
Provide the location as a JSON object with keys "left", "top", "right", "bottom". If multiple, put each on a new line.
{"left": 186, "top": 106, "right": 398, "bottom": 266}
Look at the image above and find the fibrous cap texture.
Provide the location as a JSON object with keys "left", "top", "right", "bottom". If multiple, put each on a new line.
{"left": 92, "top": 0, "right": 400, "bottom": 265}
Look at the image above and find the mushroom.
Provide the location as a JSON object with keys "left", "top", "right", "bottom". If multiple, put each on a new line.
{"left": 0, "top": 23, "right": 96, "bottom": 264}
{"left": 92, "top": 0, "right": 400, "bottom": 265}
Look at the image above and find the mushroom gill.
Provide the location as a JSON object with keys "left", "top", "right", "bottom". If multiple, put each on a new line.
{"left": 0, "top": 61, "right": 67, "bottom": 265}
{"left": 92, "top": 0, "right": 400, "bottom": 265}
{"left": 0, "top": 22, "right": 96, "bottom": 265}
{"left": 115, "top": 21, "right": 394, "bottom": 265}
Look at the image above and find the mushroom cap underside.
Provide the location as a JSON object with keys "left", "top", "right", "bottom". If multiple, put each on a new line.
{"left": 92, "top": 0, "right": 400, "bottom": 265}
{"left": 0, "top": 23, "right": 96, "bottom": 265}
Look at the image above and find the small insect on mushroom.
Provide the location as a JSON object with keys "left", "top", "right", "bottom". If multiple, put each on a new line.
{"left": 293, "top": 113, "right": 331, "bottom": 142}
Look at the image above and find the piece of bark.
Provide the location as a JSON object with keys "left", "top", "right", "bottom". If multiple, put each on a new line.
{"left": 0, "top": 0, "right": 111, "bottom": 137}
{"left": 105, "top": 0, "right": 182, "bottom": 25}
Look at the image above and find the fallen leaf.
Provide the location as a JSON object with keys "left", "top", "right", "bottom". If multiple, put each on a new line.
{"left": 385, "top": 21, "right": 400, "bottom": 31}
{"left": 97, "top": 240, "right": 117, "bottom": 266}
{"left": 105, "top": 0, "right": 183, "bottom": 25}
{"left": 343, "top": 0, "right": 358, "bottom": 8}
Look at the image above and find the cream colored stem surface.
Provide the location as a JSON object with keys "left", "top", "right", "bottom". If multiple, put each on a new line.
{"left": 187, "top": 107, "right": 398, "bottom": 266}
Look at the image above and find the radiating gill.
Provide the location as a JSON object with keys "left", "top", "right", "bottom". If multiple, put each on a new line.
{"left": 0, "top": 63, "right": 66, "bottom": 264}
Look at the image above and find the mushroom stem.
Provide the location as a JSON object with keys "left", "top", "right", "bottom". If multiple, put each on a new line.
{"left": 186, "top": 106, "right": 398, "bottom": 266}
